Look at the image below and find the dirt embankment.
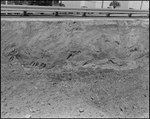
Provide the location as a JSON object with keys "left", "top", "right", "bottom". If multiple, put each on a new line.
{"left": 1, "top": 20, "right": 149, "bottom": 118}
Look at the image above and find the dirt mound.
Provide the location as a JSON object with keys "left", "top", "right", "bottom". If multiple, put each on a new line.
{"left": 1, "top": 20, "right": 149, "bottom": 71}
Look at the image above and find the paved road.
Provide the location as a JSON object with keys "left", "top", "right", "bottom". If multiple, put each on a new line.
{"left": 1, "top": 15, "right": 149, "bottom": 21}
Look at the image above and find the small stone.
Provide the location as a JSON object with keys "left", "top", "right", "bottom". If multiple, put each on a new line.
{"left": 41, "top": 102, "right": 45, "bottom": 106}
{"left": 25, "top": 114, "right": 31, "bottom": 118}
{"left": 12, "top": 86, "right": 16, "bottom": 89}
{"left": 30, "top": 108, "right": 36, "bottom": 113}
{"left": 100, "top": 114, "right": 104, "bottom": 117}
{"left": 36, "top": 82, "right": 41, "bottom": 85}
{"left": 79, "top": 108, "right": 84, "bottom": 113}
{"left": 34, "top": 86, "right": 38, "bottom": 90}
{"left": 24, "top": 68, "right": 30, "bottom": 71}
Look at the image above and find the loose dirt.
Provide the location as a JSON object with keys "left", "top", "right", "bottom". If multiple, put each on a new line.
{"left": 1, "top": 19, "right": 149, "bottom": 118}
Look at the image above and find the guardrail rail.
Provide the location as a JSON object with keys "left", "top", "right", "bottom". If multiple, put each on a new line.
{"left": 1, "top": 5, "right": 149, "bottom": 17}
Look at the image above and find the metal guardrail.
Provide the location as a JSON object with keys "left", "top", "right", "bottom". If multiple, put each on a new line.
{"left": 1, "top": 5, "right": 149, "bottom": 17}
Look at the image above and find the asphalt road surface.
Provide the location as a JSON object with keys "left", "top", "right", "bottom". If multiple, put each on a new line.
{"left": 1, "top": 15, "right": 149, "bottom": 21}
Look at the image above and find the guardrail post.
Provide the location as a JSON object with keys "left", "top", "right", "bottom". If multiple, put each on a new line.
{"left": 128, "top": 13, "right": 132, "bottom": 17}
{"left": 23, "top": 11, "right": 27, "bottom": 16}
{"left": 106, "top": 13, "right": 110, "bottom": 17}
{"left": 54, "top": 11, "right": 59, "bottom": 16}
{"left": 82, "top": 12, "right": 86, "bottom": 17}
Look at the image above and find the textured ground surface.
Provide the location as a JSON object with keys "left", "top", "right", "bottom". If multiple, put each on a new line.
{"left": 1, "top": 19, "right": 149, "bottom": 118}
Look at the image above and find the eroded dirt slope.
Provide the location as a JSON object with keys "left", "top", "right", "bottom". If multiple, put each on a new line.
{"left": 1, "top": 20, "right": 149, "bottom": 118}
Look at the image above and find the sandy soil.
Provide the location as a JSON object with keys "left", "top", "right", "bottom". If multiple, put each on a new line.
{"left": 1, "top": 19, "right": 149, "bottom": 118}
